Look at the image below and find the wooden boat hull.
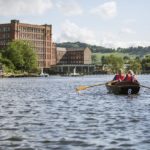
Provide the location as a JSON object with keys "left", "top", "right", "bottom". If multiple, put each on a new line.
{"left": 105, "top": 81, "right": 140, "bottom": 95}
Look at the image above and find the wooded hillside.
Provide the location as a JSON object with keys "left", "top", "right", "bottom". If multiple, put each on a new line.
{"left": 56, "top": 42, "right": 150, "bottom": 57}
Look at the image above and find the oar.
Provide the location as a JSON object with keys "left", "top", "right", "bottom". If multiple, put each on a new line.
{"left": 140, "top": 84, "right": 150, "bottom": 89}
{"left": 76, "top": 80, "right": 119, "bottom": 92}
{"left": 76, "top": 83, "right": 106, "bottom": 92}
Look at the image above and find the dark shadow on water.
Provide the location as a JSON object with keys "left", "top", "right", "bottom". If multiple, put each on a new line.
{"left": 77, "top": 90, "right": 140, "bottom": 100}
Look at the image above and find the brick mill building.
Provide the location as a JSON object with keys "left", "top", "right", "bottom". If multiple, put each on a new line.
{"left": 55, "top": 47, "right": 95, "bottom": 74}
{"left": 0, "top": 20, "right": 94, "bottom": 74}
{"left": 0, "top": 20, "right": 56, "bottom": 68}
{"left": 56, "top": 47, "right": 92, "bottom": 65}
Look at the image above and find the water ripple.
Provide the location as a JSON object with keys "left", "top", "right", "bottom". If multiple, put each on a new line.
{"left": 0, "top": 75, "right": 150, "bottom": 150}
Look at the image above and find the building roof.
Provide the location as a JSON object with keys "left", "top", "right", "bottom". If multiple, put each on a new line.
{"left": 56, "top": 47, "right": 67, "bottom": 52}
{"left": 56, "top": 47, "right": 91, "bottom": 52}
{"left": 66, "top": 48, "right": 85, "bottom": 51}
{"left": 0, "top": 20, "right": 52, "bottom": 29}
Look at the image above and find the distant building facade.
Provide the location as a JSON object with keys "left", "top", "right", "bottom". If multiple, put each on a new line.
{"left": 56, "top": 47, "right": 67, "bottom": 64}
{"left": 0, "top": 20, "right": 56, "bottom": 68}
{"left": 55, "top": 47, "right": 94, "bottom": 74}
{"left": 56, "top": 47, "right": 92, "bottom": 65}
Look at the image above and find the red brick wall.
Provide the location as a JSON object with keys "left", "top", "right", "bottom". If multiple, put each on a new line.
{"left": 0, "top": 20, "right": 56, "bottom": 68}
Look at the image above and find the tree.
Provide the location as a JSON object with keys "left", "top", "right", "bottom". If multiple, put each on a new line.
{"left": 101, "top": 55, "right": 108, "bottom": 66}
{"left": 4, "top": 41, "right": 24, "bottom": 70}
{"left": 123, "top": 56, "right": 130, "bottom": 64}
{"left": 21, "top": 42, "right": 38, "bottom": 72}
{"left": 0, "top": 52, "right": 15, "bottom": 72}
{"left": 128, "top": 59, "right": 142, "bottom": 74}
{"left": 92, "top": 54, "right": 99, "bottom": 64}
{"left": 141, "top": 55, "right": 150, "bottom": 73}
{"left": 3, "top": 40, "right": 38, "bottom": 72}
{"left": 105, "top": 55, "right": 124, "bottom": 73}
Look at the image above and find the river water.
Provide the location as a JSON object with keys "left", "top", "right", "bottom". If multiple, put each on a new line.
{"left": 0, "top": 75, "right": 150, "bottom": 150}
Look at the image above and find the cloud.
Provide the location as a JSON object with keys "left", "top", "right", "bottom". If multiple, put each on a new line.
{"left": 96, "top": 32, "right": 149, "bottom": 48}
{"left": 121, "top": 27, "right": 136, "bottom": 34}
{"left": 91, "top": 1, "right": 117, "bottom": 19}
{"left": 56, "top": 20, "right": 96, "bottom": 44}
{"left": 126, "top": 41, "right": 150, "bottom": 48}
{"left": 98, "top": 40, "right": 150, "bottom": 49}
{"left": 56, "top": 0, "right": 83, "bottom": 16}
{"left": 0, "top": 0, "right": 53, "bottom": 16}
{"left": 99, "top": 32, "right": 119, "bottom": 48}
{"left": 56, "top": 25, "right": 150, "bottom": 48}
{"left": 123, "top": 19, "right": 136, "bottom": 25}
{"left": 102, "top": 41, "right": 150, "bottom": 49}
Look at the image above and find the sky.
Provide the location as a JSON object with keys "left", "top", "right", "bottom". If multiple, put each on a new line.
{"left": 0, "top": 0, "right": 150, "bottom": 48}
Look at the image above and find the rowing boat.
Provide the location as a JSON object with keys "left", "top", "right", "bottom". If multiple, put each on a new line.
{"left": 105, "top": 81, "right": 140, "bottom": 95}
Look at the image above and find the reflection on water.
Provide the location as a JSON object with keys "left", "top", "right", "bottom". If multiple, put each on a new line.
{"left": 0, "top": 75, "right": 150, "bottom": 150}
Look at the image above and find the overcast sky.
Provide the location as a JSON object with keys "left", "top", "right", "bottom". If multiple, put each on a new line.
{"left": 0, "top": 0, "right": 150, "bottom": 48}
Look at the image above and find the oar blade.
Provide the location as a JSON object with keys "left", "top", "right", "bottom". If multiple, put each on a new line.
{"left": 76, "top": 82, "right": 106, "bottom": 92}
{"left": 76, "top": 86, "right": 89, "bottom": 92}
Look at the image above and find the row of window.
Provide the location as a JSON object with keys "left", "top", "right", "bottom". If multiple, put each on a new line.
{"left": 18, "top": 34, "right": 51, "bottom": 43}
{"left": 59, "top": 61, "right": 83, "bottom": 64}
{"left": 33, "top": 42, "right": 51, "bottom": 47}
{"left": 58, "top": 56, "right": 83, "bottom": 59}
{"left": 0, "top": 33, "right": 10, "bottom": 39}
{"left": 32, "top": 41, "right": 44, "bottom": 47}
{"left": 0, "top": 27, "right": 10, "bottom": 32}
{"left": 69, "top": 56, "right": 83, "bottom": 59}
{"left": 36, "top": 48, "right": 45, "bottom": 53}
{"left": 38, "top": 54, "right": 46, "bottom": 59}
{"left": 0, "top": 26, "right": 51, "bottom": 34}
{"left": 0, "top": 40, "right": 51, "bottom": 50}
{"left": 18, "top": 26, "right": 51, "bottom": 33}
{"left": 19, "top": 27, "right": 43, "bottom": 33}
{"left": 18, "top": 33, "right": 44, "bottom": 40}
{"left": 0, "top": 40, "right": 9, "bottom": 45}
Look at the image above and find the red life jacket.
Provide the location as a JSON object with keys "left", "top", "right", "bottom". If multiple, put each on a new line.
{"left": 115, "top": 74, "right": 125, "bottom": 81}
{"left": 124, "top": 74, "right": 133, "bottom": 82}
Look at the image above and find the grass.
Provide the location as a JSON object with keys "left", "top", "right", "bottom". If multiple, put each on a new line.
{"left": 92, "top": 52, "right": 136, "bottom": 63}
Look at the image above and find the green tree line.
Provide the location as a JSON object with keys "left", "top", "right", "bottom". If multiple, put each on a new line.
{"left": 0, "top": 40, "right": 38, "bottom": 74}
{"left": 92, "top": 54, "right": 150, "bottom": 74}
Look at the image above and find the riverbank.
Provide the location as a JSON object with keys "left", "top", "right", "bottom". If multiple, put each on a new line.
{"left": 2, "top": 73, "right": 40, "bottom": 78}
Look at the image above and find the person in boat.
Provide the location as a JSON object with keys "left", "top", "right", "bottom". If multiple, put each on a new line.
{"left": 123, "top": 70, "right": 137, "bottom": 82}
{"left": 113, "top": 69, "right": 125, "bottom": 82}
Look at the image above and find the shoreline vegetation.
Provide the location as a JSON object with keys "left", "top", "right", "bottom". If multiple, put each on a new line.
{"left": 1, "top": 41, "right": 150, "bottom": 77}
{"left": 0, "top": 40, "right": 38, "bottom": 77}
{"left": 1, "top": 72, "right": 40, "bottom": 78}
{"left": 1, "top": 72, "right": 150, "bottom": 78}
{"left": 57, "top": 42, "right": 150, "bottom": 74}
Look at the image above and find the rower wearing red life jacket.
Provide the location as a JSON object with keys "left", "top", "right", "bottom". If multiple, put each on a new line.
{"left": 124, "top": 70, "right": 137, "bottom": 82}
{"left": 113, "top": 69, "right": 125, "bottom": 81}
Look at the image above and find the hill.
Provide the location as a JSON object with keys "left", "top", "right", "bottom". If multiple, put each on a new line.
{"left": 56, "top": 42, "right": 115, "bottom": 53}
{"left": 56, "top": 42, "right": 150, "bottom": 57}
